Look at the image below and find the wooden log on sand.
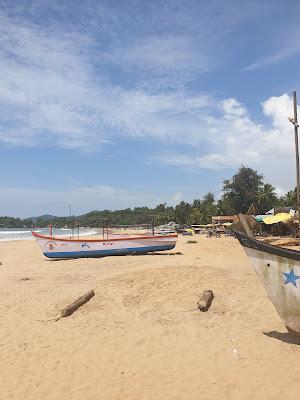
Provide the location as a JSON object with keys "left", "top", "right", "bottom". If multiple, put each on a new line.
{"left": 197, "top": 290, "right": 214, "bottom": 312}
{"left": 61, "top": 290, "right": 95, "bottom": 318}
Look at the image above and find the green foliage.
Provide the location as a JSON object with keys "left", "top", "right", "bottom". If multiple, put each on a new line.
{"left": 0, "top": 216, "right": 24, "bottom": 228}
{"left": 174, "top": 201, "right": 192, "bottom": 224}
{"left": 0, "top": 166, "right": 297, "bottom": 228}
{"left": 189, "top": 192, "right": 218, "bottom": 224}
{"left": 277, "top": 189, "right": 297, "bottom": 208}
{"left": 155, "top": 203, "right": 175, "bottom": 225}
{"left": 188, "top": 208, "right": 203, "bottom": 224}
{"left": 220, "top": 166, "right": 264, "bottom": 214}
{"left": 257, "top": 183, "right": 277, "bottom": 213}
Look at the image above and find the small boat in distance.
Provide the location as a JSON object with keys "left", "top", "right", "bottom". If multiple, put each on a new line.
{"left": 234, "top": 228, "right": 300, "bottom": 336}
{"left": 32, "top": 230, "right": 178, "bottom": 259}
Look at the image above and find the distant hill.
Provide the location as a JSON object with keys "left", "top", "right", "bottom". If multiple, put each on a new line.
{"left": 27, "top": 214, "right": 59, "bottom": 223}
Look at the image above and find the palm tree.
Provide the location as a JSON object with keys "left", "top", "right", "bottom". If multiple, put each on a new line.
{"left": 257, "top": 183, "right": 277, "bottom": 213}
{"left": 283, "top": 189, "right": 297, "bottom": 208}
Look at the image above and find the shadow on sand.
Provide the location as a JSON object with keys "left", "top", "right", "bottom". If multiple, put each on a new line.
{"left": 263, "top": 331, "right": 300, "bottom": 345}
{"left": 147, "top": 252, "right": 183, "bottom": 256}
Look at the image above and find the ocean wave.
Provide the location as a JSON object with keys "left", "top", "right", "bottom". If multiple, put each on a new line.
{"left": 81, "top": 230, "right": 98, "bottom": 236}
{"left": 0, "top": 228, "right": 98, "bottom": 242}
{"left": 0, "top": 237, "right": 34, "bottom": 242}
{"left": 55, "top": 230, "right": 98, "bottom": 237}
{"left": 0, "top": 230, "right": 39, "bottom": 235}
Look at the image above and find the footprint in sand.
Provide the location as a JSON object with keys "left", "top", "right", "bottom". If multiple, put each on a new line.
{"left": 122, "top": 295, "right": 141, "bottom": 307}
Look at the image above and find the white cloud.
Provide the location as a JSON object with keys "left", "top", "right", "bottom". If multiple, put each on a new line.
{"left": 262, "top": 93, "right": 293, "bottom": 131}
{"left": 221, "top": 98, "right": 247, "bottom": 117}
{"left": 242, "top": 47, "right": 300, "bottom": 71}
{"left": 149, "top": 93, "right": 297, "bottom": 191}
{"left": 0, "top": 4, "right": 299, "bottom": 195}
{"left": 0, "top": 1, "right": 262, "bottom": 150}
{"left": 0, "top": 12, "right": 218, "bottom": 149}
{"left": 0, "top": 14, "right": 104, "bottom": 148}
{"left": 104, "top": 35, "right": 212, "bottom": 72}
{"left": 171, "top": 192, "right": 184, "bottom": 205}
{"left": 241, "top": 17, "right": 300, "bottom": 72}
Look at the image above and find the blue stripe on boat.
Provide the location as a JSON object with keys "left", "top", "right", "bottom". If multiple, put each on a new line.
{"left": 44, "top": 244, "right": 175, "bottom": 258}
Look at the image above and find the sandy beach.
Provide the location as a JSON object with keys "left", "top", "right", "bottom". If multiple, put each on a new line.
{"left": 1, "top": 235, "right": 300, "bottom": 400}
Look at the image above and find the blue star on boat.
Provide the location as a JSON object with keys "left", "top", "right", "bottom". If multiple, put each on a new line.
{"left": 283, "top": 268, "right": 300, "bottom": 288}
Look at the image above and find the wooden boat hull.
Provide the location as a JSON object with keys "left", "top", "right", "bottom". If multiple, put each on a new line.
{"left": 32, "top": 231, "right": 177, "bottom": 259}
{"left": 234, "top": 231, "right": 300, "bottom": 336}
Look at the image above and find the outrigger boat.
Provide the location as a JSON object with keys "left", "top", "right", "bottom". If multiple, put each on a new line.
{"left": 32, "top": 230, "right": 178, "bottom": 259}
{"left": 234, "top": 229, "right": 300, "bottom": 336}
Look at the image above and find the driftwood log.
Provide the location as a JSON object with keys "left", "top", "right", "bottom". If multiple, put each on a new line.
{"left": 61, "top": 290, "right": 95, "bottom": 318}
{"left": 197, "top": 290, "right": 214, "bottom": 312}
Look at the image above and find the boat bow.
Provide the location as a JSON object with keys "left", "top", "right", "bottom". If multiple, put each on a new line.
{"left": 234, "top": 230, "right": 300, "bottom": 336}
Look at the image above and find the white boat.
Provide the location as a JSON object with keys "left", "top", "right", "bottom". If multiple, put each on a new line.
{"left": 234, "top": 230, "right": 300, "bottom": 336}
{"left": 32, "top": 231, "right": 178, "bottom": 259}
{"left": 158, "top": 229, "right": 176, "bottom": 235}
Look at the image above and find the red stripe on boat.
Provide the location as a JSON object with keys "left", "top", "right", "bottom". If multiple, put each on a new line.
{"left": 31, "top": 231, "right": 178, "bottom": 243}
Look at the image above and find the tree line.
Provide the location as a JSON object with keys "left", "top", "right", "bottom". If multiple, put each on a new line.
{"left": 0, "top": 166, "right": 297, "bottom": 228}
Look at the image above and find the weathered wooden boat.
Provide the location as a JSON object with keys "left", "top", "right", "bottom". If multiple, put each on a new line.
{"left": 234, "top": 230, "right": 300, "bottom": 336}
{"left": 232, "top": 92, "right": 300, "bottom": 336}
{"left": 32, "top": 231, "right": 178, "bottom": 259}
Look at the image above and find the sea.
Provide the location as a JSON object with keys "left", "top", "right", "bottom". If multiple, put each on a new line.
{"left": 0, "top": 228, "right": 98, "bottom": 242}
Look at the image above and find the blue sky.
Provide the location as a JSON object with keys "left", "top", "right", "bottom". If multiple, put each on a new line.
{"left": 1, "top": 0, "right": 300, "bottom": 217}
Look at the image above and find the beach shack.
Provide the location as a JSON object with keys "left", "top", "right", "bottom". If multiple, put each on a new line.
{"left": 211, "top": 215, "right": 238, "bottom": 225}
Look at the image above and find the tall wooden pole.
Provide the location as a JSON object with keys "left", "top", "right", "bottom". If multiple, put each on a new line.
{"left": 292, "top": 90, "right": 300, "bottom": 239}
{"left": 69, "top": 204, "right": 72, "bottom": 238}
{"left": 151, "top": 215, "right": 155, "bottom": 236}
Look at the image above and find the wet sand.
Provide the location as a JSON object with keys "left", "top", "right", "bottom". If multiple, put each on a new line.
{"left": 0, "top": 235, "right": 299, "bottom": 400}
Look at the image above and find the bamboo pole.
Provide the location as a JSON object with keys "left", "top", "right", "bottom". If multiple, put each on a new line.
{"left": 292, "top": 91, "right": 300, "bottom": 240}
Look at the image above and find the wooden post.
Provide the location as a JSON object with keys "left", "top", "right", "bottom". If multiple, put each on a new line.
{"left": 69, "top": 204, "right": 72, "bottom": 238}
{"left": 293, "top": 91, "right": 300, "bottom": 240}
{"left": 197, "top": 290, "right": 214, "bottom": 311}
{"left": 60, "top": 290, "right": 95, "bottom": 318}
{"left": 72, "top": 215, "right": 75, "bottom": 239}
{"left": 151, "top": 215, "right": 155, "bottom": 236}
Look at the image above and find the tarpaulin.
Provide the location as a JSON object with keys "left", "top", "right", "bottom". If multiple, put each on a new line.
{"left": 262, "top": 213, "right": 292, "bottom": 225}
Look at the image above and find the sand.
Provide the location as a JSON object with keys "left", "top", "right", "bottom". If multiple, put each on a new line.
{"left": 0, "top": 235, "right": 300, "bottom": 400}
